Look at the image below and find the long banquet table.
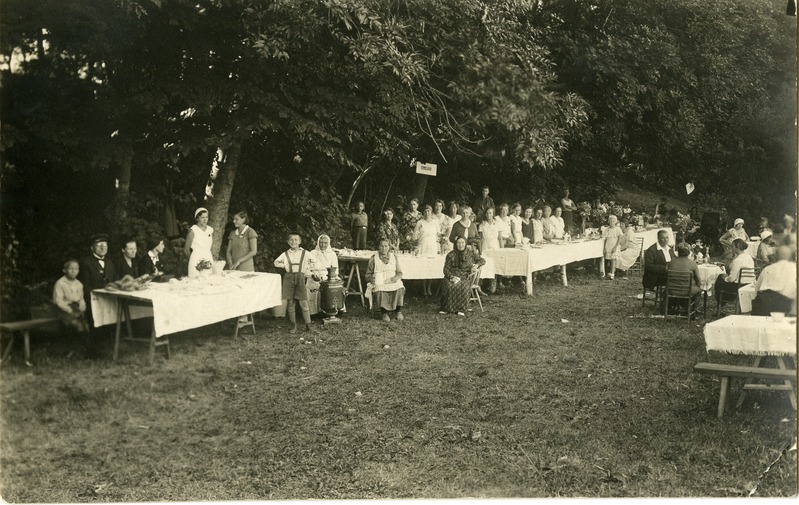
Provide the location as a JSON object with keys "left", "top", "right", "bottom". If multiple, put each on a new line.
{"left": 91, "top": 271, "right": 282, "bottom": 363}
{"left": 483, "top": 227, "right": 674, "bottom": 295}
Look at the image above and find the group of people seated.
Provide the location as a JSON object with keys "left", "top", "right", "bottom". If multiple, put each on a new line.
{"left": 641, "top": 212, "right": 797, "bottom": 317}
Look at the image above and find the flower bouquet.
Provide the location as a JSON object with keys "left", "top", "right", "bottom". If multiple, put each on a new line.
{"left": 195, "top": 259, "right": 213, "bottom": 275}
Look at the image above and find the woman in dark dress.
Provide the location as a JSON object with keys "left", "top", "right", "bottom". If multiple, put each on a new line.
{"left": 439, "top": 235, "right": 486, "bottom": 316}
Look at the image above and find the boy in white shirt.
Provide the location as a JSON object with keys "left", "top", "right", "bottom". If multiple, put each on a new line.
{"left": 52, "top": 260, "right": 90, "bottom": 334}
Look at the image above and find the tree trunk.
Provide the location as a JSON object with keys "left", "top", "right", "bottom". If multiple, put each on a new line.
{"left": 411, "top": 171, "right": 428, "bottom": 202}
{"left": 206, "top": 142, "right": 241, "bottom": 260}
{"left": 108, "top": 150, "right": 132, "bottom": 231}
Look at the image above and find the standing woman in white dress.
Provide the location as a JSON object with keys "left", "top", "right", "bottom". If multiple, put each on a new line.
{"left": 184, "top": 207, "right": 215, "bottom": 277}
{"left": 415, "top": 204, "right": 440, "bottom": 295}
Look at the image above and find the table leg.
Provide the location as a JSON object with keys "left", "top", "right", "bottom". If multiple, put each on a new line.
{"left": 149, "top": 321, "right": 156, "bottom": 365}
{"left": 113, "top": 302, "right": 124, "bottom": 361}
{"left": 735, "top": 356, "right": 762, "bottom": 409}
{"left": 561, "top": 265, "right": 568, "bottom": 287}
{"left": 354, "top": 262, "right": 365, "bottom": 306}
{"left": 702, "top": 291, "right": 708, "bottom": 318}
{"left": 526, "top": 271, "right": 533, "bottom": 296}
{"left": 777, "top": 356, "right": 797, "bottom": 410}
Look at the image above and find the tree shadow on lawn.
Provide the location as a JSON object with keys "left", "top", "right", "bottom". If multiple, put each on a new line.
{"left": 0, "top": 267, "right": 795, "bottom": 500}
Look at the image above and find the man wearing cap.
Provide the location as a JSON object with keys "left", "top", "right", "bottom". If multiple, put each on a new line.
{"left": 719, "top": 218, "right": 749, "bottom": 261}
{"left": 78, "top": 234, "right": 117, "bottom": 309}
{"left": 78, "top": 234, "right": 117, "bottom": 357}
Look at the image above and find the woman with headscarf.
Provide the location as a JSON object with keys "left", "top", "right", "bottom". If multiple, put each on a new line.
{"left": 184, "top": 207, "right": 214, "bottom": 277}
{"left": 307, "top": 234, "right": 344, "bottom": 315}
{"left": 439, "top": 236, "right": 486, "bottom": 316}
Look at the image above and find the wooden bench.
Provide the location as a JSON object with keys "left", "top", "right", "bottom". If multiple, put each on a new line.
{"left": 694, "top": 362, "right": 797, "bottom": 418}
{"left": 0, "top": 318, "right": 60, "bottom": 365}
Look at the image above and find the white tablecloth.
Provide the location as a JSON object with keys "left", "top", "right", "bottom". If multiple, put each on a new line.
{"left": 91, "top": 271, "right": 282, "bottom": 338}
{"left": 697, "top": 264, "right": 724, "bottom": 295}
{"left": 704, "top": 315, "right": 797, "bottom": 356}
{"left": 337, "top": 252, "right": 496, "bottom": 280}
{"left": 737, "top": 283, "right": 757, "bottom": 314}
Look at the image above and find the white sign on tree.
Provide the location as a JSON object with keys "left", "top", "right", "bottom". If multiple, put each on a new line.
{"left": 415, "top": 161, "right": 437, "bottom": 176}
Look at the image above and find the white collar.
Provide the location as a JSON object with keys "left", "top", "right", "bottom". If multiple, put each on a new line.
{"left": 656, "top": 243, "right": 669, "bottom": 251}
{"left": 235, "top": 225, "right": 250, "bottom": 237}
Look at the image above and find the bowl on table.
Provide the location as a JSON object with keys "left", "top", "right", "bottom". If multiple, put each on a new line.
{"left": 771, "top": 312, "right": 785, "bottom": 322}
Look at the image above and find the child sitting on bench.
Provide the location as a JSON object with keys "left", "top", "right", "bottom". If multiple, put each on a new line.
{"left": 53, "top": 259, "right": 90, "bottom": 335}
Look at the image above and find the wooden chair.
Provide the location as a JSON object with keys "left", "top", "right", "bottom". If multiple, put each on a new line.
{"left": 663, "top": 271, "right": 700, "bottom": 324}
{"left": 754, "top": 258, "right": 768, "bottom": 277}
{"left": 627, "top": 236, "right": 645, "bottom": 277}
{"left": 468, "top": 267, "right": 484, "bottom": 312}
{"left": 715, "top": 266, "right": 756, "bottom": 317}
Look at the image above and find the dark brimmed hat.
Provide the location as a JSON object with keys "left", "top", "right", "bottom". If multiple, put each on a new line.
{"left": 90, "top": 233, "right": 109, "bottom": 245}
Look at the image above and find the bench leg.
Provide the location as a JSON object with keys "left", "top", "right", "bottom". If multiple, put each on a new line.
{"left": 718, "top": 376, "right": 730, "bottom": 418}
{"left": 1, "top": 333, "right": 14, "bottom": 364}
{"left": 736, "top": 356, "right": 762, "bottom": 409}
{"left": 777, "top": 356, "right": 797, "bottom": 410}
{"left": 23, "top": 330, "right": 31, "bottom": 365}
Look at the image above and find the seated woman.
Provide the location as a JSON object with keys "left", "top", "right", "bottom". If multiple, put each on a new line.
{"left": 615, "top": 217, "right": 639, "bottom": 278}
{"left": 719, "top": 218, "right": 749, "bottom": 262}
{"left": 439, "top": 236, "right": 486, "bottom": 316}
{"left": 365, "top": 239, "right": 405, "bottom": 322}
{"left": 667, "top": 242, "right": 702, "bottom": 300}
{"left": 139, "top": 235, "right": 166, "bottom": 277}
{"left": 756, "top": 230, "right": 776, "bottom": 264}
{"left": 307, "top": 234, "right": 345, "bottom": 316}
{"left": 714, "top": 238, "right": 755, "bottom": 302}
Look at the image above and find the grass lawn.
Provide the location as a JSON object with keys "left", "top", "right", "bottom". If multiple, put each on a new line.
{"left": 1, "top": 267, "right": 796, "bottom": 501}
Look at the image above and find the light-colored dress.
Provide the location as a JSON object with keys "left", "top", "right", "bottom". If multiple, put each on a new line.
{"left": 617, "top": 227, "right": 639, "bottom": 270}
{"left": 603, "top": 225, "right": 623, "bottom": 260}
{"left": 415, "top": 218, "right": 440, "bottom": 255}
{"left": 509, "top": 215, "right": 523, "bottom": 244}
{"left": 440, "top": 214, "right": 461, "bottom": 254}
{"left": 188, "top": 224, "right": 214, "bottom": 277}
{"left": 496, "top": 216, "right": 512, "bottom": 245}
{"left": 479, "top": 220, "right": 501, "bottom": 252}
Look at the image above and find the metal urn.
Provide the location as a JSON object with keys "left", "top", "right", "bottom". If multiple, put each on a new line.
{"left": 320, "top": 266, "right": 345, "bottom": 322}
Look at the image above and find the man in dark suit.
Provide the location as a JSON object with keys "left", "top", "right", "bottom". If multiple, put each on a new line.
{"left": 642, "top": 229, "right": 674, "bottom": 290}
{"left": 77, "top": 234, "right": 116, "bottom": 357}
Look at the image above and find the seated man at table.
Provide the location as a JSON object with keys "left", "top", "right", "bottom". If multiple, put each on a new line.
{"left": 642, "top": 229, "right": 674, "bottom": 291}
{"left": 77, "top": 233, "right": 117, "bottom": 357}
{"left": 713, "top": 238, "right": 755, "bottom": 302}
{"left": 365, "top": 239, "right": 406, "bottom": 322}
{"left": 666, "top": 243, "right": 702, "bottom": 311}
{"left": 751, "top": 245, "right": 796, "bottom": 316}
